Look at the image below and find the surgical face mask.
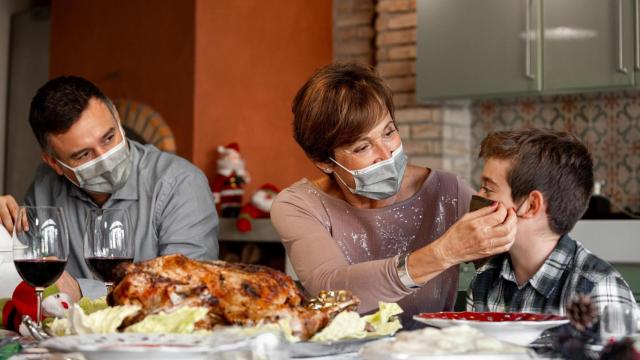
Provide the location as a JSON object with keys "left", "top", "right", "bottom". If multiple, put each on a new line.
{"left": 56, "top": 128, "right": 132, "bottom": 194}
{"left": 514, "top": 198, "right": 530, "bottom": 218}
{"left": 330, "top": 144, "right": 407, "bottom": 200}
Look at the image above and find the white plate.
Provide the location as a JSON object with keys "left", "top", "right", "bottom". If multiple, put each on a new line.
{"left": 359, "top": 337, "right": 536, "bottom": 360}
{"left": 413, "top": 313, "right": 569, "bottom": 346}
{"left": 41, "top": 333, "right": 239, "bottom": 360}
{"left": 289, "top": 335, "right": 386, "bottom": 358}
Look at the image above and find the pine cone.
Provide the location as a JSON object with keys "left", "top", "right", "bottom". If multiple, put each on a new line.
{"left": 566, "top": 294, "right": 598, "bottom": 331}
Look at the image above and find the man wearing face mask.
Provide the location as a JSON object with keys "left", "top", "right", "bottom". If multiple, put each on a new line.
{"left": 0, "top": 76, "right": 219, "bottom": 297}
{"left": 467, "top": 129, "right": 636, "bottom": 315}
{"left": 271, "top": 63, "right": 518, "bottom": 327}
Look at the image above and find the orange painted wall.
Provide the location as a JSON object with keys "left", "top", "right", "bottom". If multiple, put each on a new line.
{"left": 193, "top": 0, "right": 332, "bottom": 196}
{"left": 49, "top": 1, "right": 332, "bottom": 196}
{"left": 49, "top": 0, "right": 196, "bottom": 160}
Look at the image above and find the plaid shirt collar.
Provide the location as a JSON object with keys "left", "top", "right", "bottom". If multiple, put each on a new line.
{"left": 498, "top": 234, "right": 576, "bottom": 299}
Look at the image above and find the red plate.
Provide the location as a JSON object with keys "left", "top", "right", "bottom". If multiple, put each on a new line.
{"left": 415, "top": 311, "right": 566, "bottom": 322}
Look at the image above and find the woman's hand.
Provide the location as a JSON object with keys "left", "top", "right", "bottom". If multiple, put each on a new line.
{"left": 435, "top": 202, "right": 517, "bottom": 266}
{"left": 408, "top": 202, "right": 517, "bottom": 284}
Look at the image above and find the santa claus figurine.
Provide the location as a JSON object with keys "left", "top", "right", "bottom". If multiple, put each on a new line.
{"left": 236, "top": 183, "right": 280, "bottom": 232}
{"left": 1, "top": 281, "right": 72, "bottom": 335}
{"left": 211, "top": 143, "right": 250, "bottom": 218}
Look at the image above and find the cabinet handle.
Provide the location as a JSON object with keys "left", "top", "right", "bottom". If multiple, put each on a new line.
{"left": 635, "top": 0, "right": 639, "bottom": 70}
{"left": 618, "top": 0, "right": 629, "bottom": 73}
{"left": 525, "top": 0, "right": 535, "bottom": 79}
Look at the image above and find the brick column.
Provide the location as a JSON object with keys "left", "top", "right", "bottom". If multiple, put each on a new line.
{"left": 333, "top": 0, "right": 376, "bottom": 65}
{"left": 374, "top": 0, "right": 471, "bottom": 179}
{"left": 332, "top": 0, "right": 472, "bottom": 180}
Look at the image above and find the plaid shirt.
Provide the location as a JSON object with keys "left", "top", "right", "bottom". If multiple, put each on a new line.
{"left": 466, "top": 234, "right": 637, "bottom": 315}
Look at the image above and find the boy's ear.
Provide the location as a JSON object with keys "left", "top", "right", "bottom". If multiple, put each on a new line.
{"left": 520, "top": 190, "right": 545, "bottom": 218}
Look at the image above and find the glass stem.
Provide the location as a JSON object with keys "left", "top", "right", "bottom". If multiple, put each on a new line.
{"left": 35, "top": 287, "right": 44, "bottom": 327}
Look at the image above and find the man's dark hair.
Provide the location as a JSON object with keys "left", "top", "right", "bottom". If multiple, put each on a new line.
{"left": 479, "top": 129, "right": 594, "bottom": 235}
{"left": 29, "top": 76, "right": 115, "bottom": 149}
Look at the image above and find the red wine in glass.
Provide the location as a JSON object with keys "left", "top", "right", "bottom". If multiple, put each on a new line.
{"left": 13, "top": 206, "right": 69, "bottom": 326}
{"left": 85, "top": 257, "right": 133, "bottom": 283}
{"left": 84, "top": 208, "right": 134, "bottom": 291}
{"left": 14, "top": 259, "right": 67, "bottom": 288}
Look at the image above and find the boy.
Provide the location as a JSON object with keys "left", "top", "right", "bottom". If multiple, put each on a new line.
{"left": 467, "top": 129, "right": 636, "bottom": 315}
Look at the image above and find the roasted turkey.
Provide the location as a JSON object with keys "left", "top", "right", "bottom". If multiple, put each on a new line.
{"left": 107, "top": 254, "right": 349, "bottom": 340}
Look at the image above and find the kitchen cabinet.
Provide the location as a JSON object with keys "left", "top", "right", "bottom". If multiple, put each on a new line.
{"left": 416, "top": 0, "right": 637, "bottom": 100}
{"left": 416, "top": 0, "right": 541, "bottom": 101}
{"left": 542, "top": 0, "right": 634, "bottom": 93}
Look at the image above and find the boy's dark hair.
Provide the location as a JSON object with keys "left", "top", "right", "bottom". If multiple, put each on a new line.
{"left": 479, "top": 129, "right": 594, "bottom": 235}
{"left": 29, "top": 76, "right": 115, "bottom": 149}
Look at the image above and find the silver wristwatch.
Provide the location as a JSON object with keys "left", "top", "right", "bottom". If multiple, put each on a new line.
{"left": 396, "top": 253, "right": 421, "bottom": 289}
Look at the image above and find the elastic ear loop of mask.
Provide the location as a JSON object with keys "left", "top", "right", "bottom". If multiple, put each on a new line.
{"left": 332, "top": 171, "right": 357, "bottom": 194}
{"left": 515, "top": 198, "right": 529, "bottom": 218}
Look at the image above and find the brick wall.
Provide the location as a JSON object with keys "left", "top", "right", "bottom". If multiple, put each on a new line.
{"left": 333, "top": 0, "right": 473, "bottom": 181}
{"left": 333, "top": 0, "right": 376, "bottom": 65}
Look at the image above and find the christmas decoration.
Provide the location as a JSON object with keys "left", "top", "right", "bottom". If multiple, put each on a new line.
{"left": 1, "top": 282, "right": 72, "bottom": 335}
{"left": 235, "top": 183, "right": 279, "bottom": 232}
{"left": 210, "top": 143, "right": 250, "bottom": 218}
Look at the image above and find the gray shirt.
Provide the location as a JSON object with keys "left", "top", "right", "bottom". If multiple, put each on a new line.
{"left": 24, "top": 140, "right": 219, "bottom": 279}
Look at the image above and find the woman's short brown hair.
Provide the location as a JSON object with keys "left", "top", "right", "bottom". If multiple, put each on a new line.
{"left": 292, "top": 62, "right": 395, "bottom": 162}
{"left": 479, "top": 129, "right": 594, "bottom": 235}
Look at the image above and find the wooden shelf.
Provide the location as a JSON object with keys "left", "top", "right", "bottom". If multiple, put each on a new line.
{"left": 218, "top": 218, "right": 280, "bottom": 243}
{"left": 217, "top": 218, "right": 297, "bottom": 279}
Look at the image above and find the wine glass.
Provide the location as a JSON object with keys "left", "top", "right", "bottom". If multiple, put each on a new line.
{"left": 12, "top": 206, "right": 69, "bottom": 326}
{"left": 600, "top": 303, "right": 637, "bottom": 342}
{"left": 84, "top": 208, "right": 134, "bottom": 292}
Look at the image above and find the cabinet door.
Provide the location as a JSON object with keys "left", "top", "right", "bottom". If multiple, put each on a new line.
{"left": 416, "top": 0, "right": 541, "bottom": 101}
{"left": 543, "top": 0, "right": 634, "bottom": 92}
{"left": 635, "top": 0, "right": 640, "bottom": 87}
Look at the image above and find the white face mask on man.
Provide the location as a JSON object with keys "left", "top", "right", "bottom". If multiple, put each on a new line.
{"left": 330, "top": 144, "right": 408, "bottom": 200}
{"left": 56, "top": 127, "right": 132, "bottom": 194}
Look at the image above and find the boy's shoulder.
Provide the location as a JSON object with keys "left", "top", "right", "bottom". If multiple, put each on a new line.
{"left": 564, "top": 238, "right": 635, "bottom": 305}
{"left": 571, "top": 239, "right": 620, "bottom": 283}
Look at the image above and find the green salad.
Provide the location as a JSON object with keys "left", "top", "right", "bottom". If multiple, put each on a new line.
{"left": 47, "top": 297, "right": 403, "bottom": 343}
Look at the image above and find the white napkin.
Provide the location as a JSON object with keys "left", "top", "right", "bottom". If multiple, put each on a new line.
{"left": 0, "top": 225, "right": 22, "bottom": 298}
{"left": 0, "top": 224, "right": 11, "bottom": 252}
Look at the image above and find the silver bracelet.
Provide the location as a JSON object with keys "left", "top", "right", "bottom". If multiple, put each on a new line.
{"left": 396, "top": 253, "right": 421, "bottom": 289}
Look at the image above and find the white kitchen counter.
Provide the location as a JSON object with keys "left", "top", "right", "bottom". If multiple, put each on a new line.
{"left": 569, "top": 220, "right": 640, "bottom": 264}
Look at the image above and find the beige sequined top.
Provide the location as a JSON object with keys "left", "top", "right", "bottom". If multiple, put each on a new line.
{"left": 271, "top": 170, "right": 473, "bottom": 325}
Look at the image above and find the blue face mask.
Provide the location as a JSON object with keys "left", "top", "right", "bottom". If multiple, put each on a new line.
{"left": 330, "top": 144, "right": 408, "bottom": 200}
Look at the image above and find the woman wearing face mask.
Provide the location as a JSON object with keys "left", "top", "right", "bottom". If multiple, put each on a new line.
{"left": 271, "top": 63, "right": 518, "bottom": 326}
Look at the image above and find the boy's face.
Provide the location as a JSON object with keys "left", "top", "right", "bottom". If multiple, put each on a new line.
{"left": 479, "top": 158, "right": 522, "bottom": 213}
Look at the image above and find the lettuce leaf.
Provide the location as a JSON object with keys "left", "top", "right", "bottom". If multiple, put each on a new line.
{"left": 77, "top": 296, "right": 108, "bottom": 315}
{"left": 226, "top": 318, "right": 301, "bottom": 343}
{"left": 310, "top": 302, "right": 403, "bottom": 342}
{"left": 124, "top": 307, "right": 209, "bottom": 334}
{"left": 310, "top": 311, "right": 366, "bottom": 342}
{"left": 361, "top": 302, "right": 403, "bottom": 336}
{"left": 48, "top": 317, "right": 71, "bottom": 336}
{"left": 69, "top": 303, "right": 141, "bottom": 334}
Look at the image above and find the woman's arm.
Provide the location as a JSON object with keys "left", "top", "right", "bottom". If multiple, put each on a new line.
{"left": 271, "top": 189, "right": 413, "bottom": 313}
